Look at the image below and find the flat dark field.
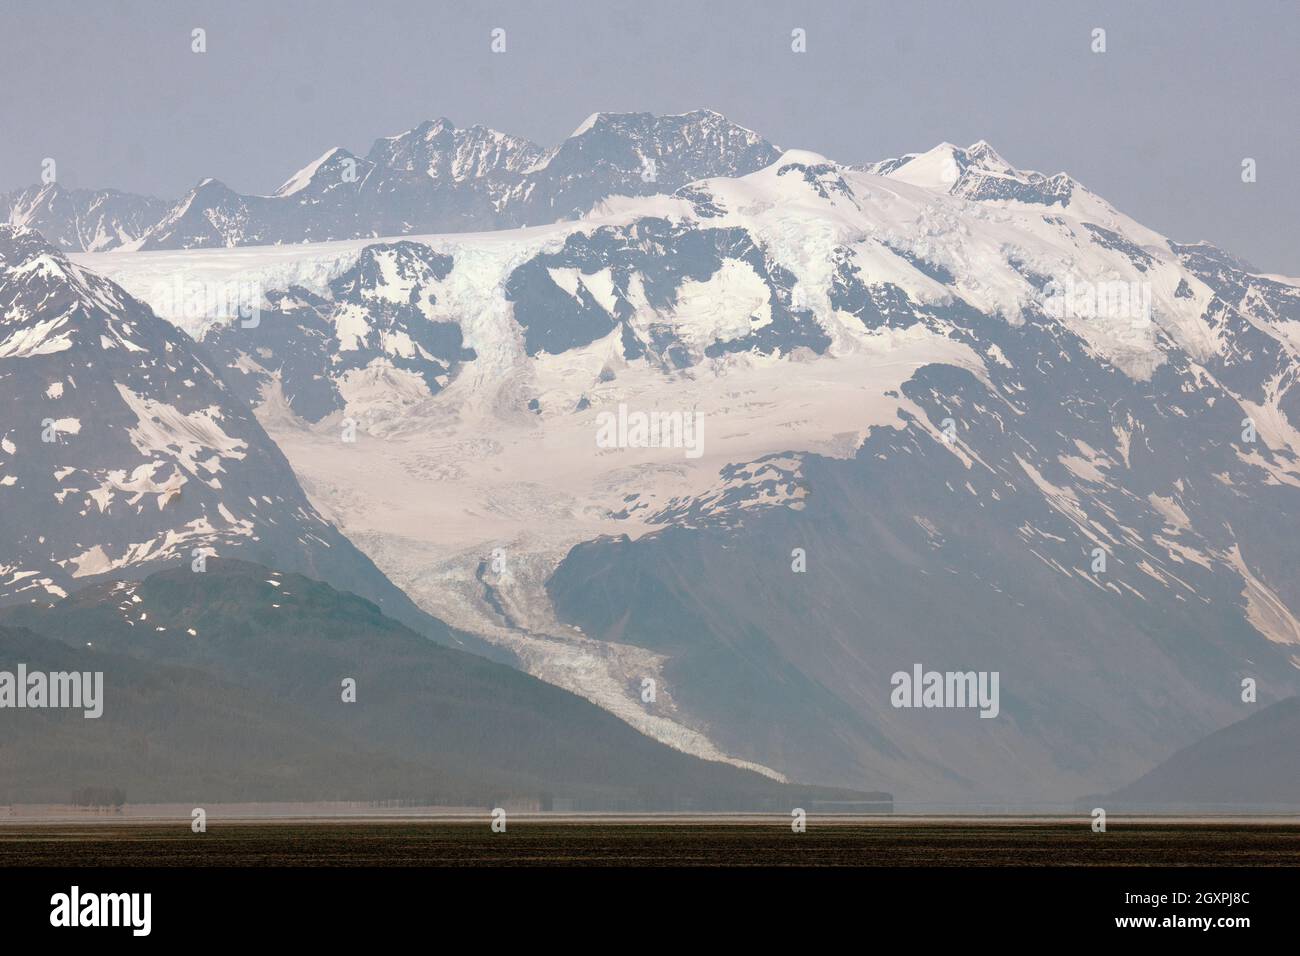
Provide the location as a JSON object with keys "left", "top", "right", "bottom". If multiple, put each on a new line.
{"left": 3, "top": 819, "right": 1299, "bottom": 866}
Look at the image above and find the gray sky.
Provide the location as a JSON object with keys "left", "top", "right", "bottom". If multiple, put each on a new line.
{"left": 3, "top": 0, "right": 1296, "bottom": 272}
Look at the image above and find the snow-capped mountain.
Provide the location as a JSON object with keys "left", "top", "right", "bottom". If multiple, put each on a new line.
{"left": 204, "top": 241, "right": 474, "bottom": 423}
{"left": 71, "top": 127, "right": 1300, "bottom": 804}
{"left": 366, "top": 117, "right": 546, "bottom": 193}
{"left": 3, "top": 183, "right": 170, "bottom": 252}
{"left": 134, "top": 110, "right": 780, "bottom": 249}
{"left": 509, "top": 109, "right": 782, "bottom": 225}
{"left": 863, "top": 140, "right": 1077, "bottom": 207}
{"left": 135, "top": 157, "right": 486, "bottom": 250}
{"left": 4, "top": 110, "right": 779, "bottom": 254}
{"left": 0, "top": 225, "right": 442, "bottom": 635}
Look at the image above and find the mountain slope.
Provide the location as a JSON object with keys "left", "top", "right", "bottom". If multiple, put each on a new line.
{"left": 0, "top": 559, "right": 878, "bottom": 809}
{"left": 863, "top": 140, "right": 1077, "bottom": 207}
{"left": 1103, "top": 696, "right": 1300, "bottom": 808}
{"left": 134, "top": 159, "right": 482, "bottom": 250}
{"left": 0, "top": 225, "right": 444, "bottom": 638}
{"left": 0, "top": 621, "right": 462, "bottom": 805}
{"left": 203, "top": 241, "right": 473, "bottom": 424}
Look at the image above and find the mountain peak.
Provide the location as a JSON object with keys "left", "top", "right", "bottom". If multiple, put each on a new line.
{"left": 153, "top": 176, "right": 238, "bottom": 223}
{"left": 274, "top": 146, "right": 361, "bottom": 197}
{"left": 0, "top": 222, "right": 55, "bottom": 257}
{"left": 569, "top": 111, "right": 605, "bottom": 137}
{"left": 867, "top": 139, "right": 1077, "bottom": 208}
{"left": 962, "top": 139, "right": 1012, "bottom": 170}
{"left": 563, "top": 108, "right": 760, "bottom": 139}
{"left": 574, "top": 108, "right": 738, "bottom": 136}
{"left": 3, "top": 184, "right": 171, "bottom": 254}
{"left": 396, "top": 117, "right": 458, "bottom": 141}
{"left": 0, "top": 232, "right": 439, "bottom": 626}
{"left": 874, "top": 140, "right": 1011, "bottom": 189}
{"left": 775, "top": 147, "right": 835, "bottom": 168}
{"left": 189, "top": 176, "right": 237, "bottom": 196}
{"left": 365, "top": 118, "right": 543, "bottom": 184}
{"left": 0, "top": 225, "right": 82, "bottom": 287}
{"left": 0, "top": 222, "right": 143, "bottom": 354}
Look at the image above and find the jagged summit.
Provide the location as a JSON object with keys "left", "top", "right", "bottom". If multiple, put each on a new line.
{"left": 101, "top": 109, "right": 780, "bottom": 248}
{"left": 3, "top": 110, "right": 790, "bottom": 251}
{"left": 274, "top": 146, "right": 362, "bottom": 197}
{"left": 865, "top": 139, "right": 1079, "bottom": 208}
{"left": 366, "top": 117, "right": 545, "bottom": 182}
{"left": 0, "top": 222, "right": 53, "bottom": 257}
{"left": 2, "top": 185, "right": 169, "bottom": 254}
{"left": 2, "top": 110, "right": 769, "bottom": 252}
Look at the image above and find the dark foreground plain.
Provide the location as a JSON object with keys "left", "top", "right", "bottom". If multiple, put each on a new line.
{"left": 3, "top": 818, "right": 1299, "bottom": 866}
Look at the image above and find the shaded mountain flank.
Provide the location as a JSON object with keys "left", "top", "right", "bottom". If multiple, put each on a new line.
{"left": 0, "top": 558, "right": 884, "bottom": 811}
{"left": 1101, "top": 696, "right": 1300, "bottom": 810}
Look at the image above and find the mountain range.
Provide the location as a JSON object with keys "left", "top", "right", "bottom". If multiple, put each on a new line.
{"left": 4, "top": 110, "right": 780, "bottom": 251}
{"left": 4, "top": 110, "right": 1299, "bottom": 808}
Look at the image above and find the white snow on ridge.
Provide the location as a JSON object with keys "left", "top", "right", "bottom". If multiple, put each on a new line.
{"left": 76, "top": 147, "right": 1194, "bottom": 379}
{"left": 569, "top": 112, "right": 602, "bottom": 138}
{"left": 274, "top": 147, "right": 346, "bottom": 198}
{"left": 60, "top": 142, "right": 1300, "bottom": 773}
{"left": 114, "top": 384, "right": 247, "bottom": 476}
{"left": 0, "top": 316, "right": 74, "bottom": 358}
{"left": 883, "top": 142, "right": 969, "bottom": 190}
{"left": 71, "top": 219, "right": 584, "bottom": 339}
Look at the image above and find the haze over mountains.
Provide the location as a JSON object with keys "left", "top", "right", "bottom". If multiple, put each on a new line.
{"left": 3, "top": 110, "right": 781, "bottom": 251}
{"left": 4, "top": 109, "right": 1299, "bottom": 808}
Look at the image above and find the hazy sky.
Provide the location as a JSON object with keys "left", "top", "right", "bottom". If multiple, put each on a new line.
{"left": 2, "top": 0, "right": 1296, "bottom": 271}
